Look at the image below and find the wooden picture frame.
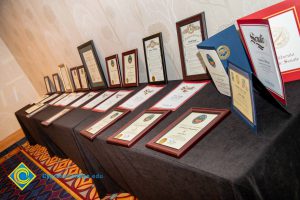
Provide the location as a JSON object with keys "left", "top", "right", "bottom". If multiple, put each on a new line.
{"left": 146, "top": 108, "right": 230, "bottom": 158}
{"left": 143, "top": 32, "right": 168, "bottom": 84}
{"left": 44, "top": 76, "right": 53, "bottom": 94}
{"left": 105, "top": 54, "right": 122, "bottom": 88}
{"left": 176, "top": 12, "right": 209, "bottom": 81}
{"left": 122, "top": 49, "right": 139, "bottom": 87}
{"left": 70, "top": 67, "right": 83, "bottom": 92}
{"left": 80, "top": 108, "right": 130, "bottom": 140}
{"left": 52, "top": 73, "right": 64, "bottom": 93}
{"left": 77, "top": 40, "right": 107, "bottom": 90}
{"left": 58, "top": 64, "right": 74, "bottom": 93}
{"left": 77, "top": 65, "right": 90, "bottom": 91}
{"left": 107, "top": 110, "right": 170, "bottom": 147}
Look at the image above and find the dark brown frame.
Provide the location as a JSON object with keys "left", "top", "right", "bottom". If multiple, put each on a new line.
{"left": 122, "top": 49, "right": 139, "bottom": 87}
{"left": 52, "top": 73, "right": 64, "bottom": 93}
{"left": 77, "top": 65, "right": 90, "bottom": 91}
{"left": 80, "top": 108, "right": 130, "bottom": 140}
{"left": 105, "top": 54, "right": 122, "bottom": 88}
{"left": 44, "top": 76, "right": 53, "bottom": 94}
{"left": 77, "top": 40, "right": 107, "bottom": 90}
{"left": 176, "top": 12, "right": 209, "bottom": 81}
{"left": 41, "top": 107, "right": 73, "bottom": 126}
{"left": 142, "top": 32, "right": 168, "bottom": 84}
{"left": 107, "top": 110, "right": 170, "bottom": 147}
{"left": 146, "top": 108, "right": 230, "bottom": 158}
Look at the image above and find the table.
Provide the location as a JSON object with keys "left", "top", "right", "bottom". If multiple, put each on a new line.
{"left": 16, "top": 80, "right": 300, "bottom": 200}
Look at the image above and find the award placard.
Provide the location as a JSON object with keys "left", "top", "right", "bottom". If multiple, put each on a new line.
{"left": 58, "top": 64, "right": 74, "bottom": 93}
{"left": 176, "top": 12, "right": 209, "bottom": 81}
{"left": 228, "top": 62, "right": 257, "bottom": 130}
{"left": 146, "top": 108, "right": 230, "bottom": 158}
{"left": 238, "top": 19, "right": 287, "bottom": 106}
{"left": 35, "top": 93, "right": 60, "bottom": 105}
{"left": 52, "top": 73, "right": 64, "bottom": 93}
{"left": 82, "top": 91, "right": 116, "bottom": 110}
{"left": 80, "top": 108, "right": 130, "bottom": 140}
{"left": 237, "top": 0, "right": 300, "bottom": 83}
{"left": 25, "top": 102, "right": 46, "bottom": 114}
{"left": 70, "top": 92, "right": 99, "bottom": 108}
{"left": 105, "top": 54, "right": 122, "bottom": 88}
{"left": 107, "top": 110, "right": 170, "bottom": 147}
{"left": 150, "top": 81, "right": 209, "bottom": 111}
{"left": 122, "top": 49, "right": 139, "bottom": 87}
{"left": 77, "top": 65, "right": 90, "bottom": 91}
{"left": 41, "top": 108, "right": 73, "bottom": 126}
{"left": 143, "top": 32, "right": 168, "bottom": 84}
{"left": 49, "top": 93, "right": 69, "bottom": 105}
{"left": 44, "top": 76, "right": 54, "bottom": 94}
{"left": 54, "top": 92, "right": 85, "bottom": 107}
{"left": 70, "top": 67, "right": 82, "bottom": 91}
{"left": 77, "top": 40, "right": 107, "bottom": 90}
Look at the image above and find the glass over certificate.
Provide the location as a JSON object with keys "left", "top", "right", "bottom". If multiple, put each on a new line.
{"left": 78, "top": 67, "right": 89, "bottom": 89}
{"left": 49, "top": 93, "right": 69, "bottom": 105}
{"left": 53, "top": 74, "right": 61, "bottom": 92}
{"left": 59, "top": 64, "right": 73, "bottom": 92}
{"left": 106, "top": 56, "right": 121, "bottom": 87}
{"left": 54, "top": 92, "right": 85, "bottom": 106}
{"left": 151, "top": 81, "right": 209, "bottom": 111}
{"left": 44, "top": 77, "right": 51, "bottom": 93}
{"left": 70, "top": 92, "right": 98, "bottom": 108}
{"left": 71, "top": 68, "right": 81, "bottom": 90}
{"left": 83, "top": 50, "right": 103, "bottom": 84}
{"left": 199, "top": 49, "right": 231, "bottom": 96}
{"left": 118, "top": 85, "right": 164, "bottom": 110}
{"left": 82, "top": 91, "right": 115, "bottom": 109}
{"left": 38, "top": 93, "right": 59, "bottom": 105}
{"left": 124, "top": 54, "right": 137, "bottom": 84}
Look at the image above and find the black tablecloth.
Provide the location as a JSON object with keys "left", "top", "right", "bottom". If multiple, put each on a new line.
{"left": 16, "top": 80, "right": 300, "bottom": 200}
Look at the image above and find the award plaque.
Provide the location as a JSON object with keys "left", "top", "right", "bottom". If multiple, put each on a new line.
{"left": 77, "top": 40, "right": 107, "bottom": 90}
{"left": 82, "top": 91, "right": 116, "bottom": 110}
{"left": 176, "top": 12, "right": 209, "bottom": 81}
{"left": 70, "top": 67, "right": 82, "bottom": 91}
{"left": 58, "top": 64, "right": 74, "bottom": 93}
{"left": 52, "top": 73, "right": 64, "bottom": 93}
{"left": 41, "top": 108, "right": 73, "bottom": 126}
{"left": 80, "top": 108, "right": 130, "bottom": 140}
{"left": 143, "top": 32, "right": 168, "bottom": 84}
{"left": 44, "top": 76, "right": 53, "bottom": 94}
{"left": 122, "top": 49, "right": 139, "bottom": 87}
{"left": 146, "top": 108, "right": 230, "bottom": 158}
{"left": 77, "top": 65, "right": 90, "bottom": 91}
{"left": 105, "top": 54, "right": 122, "bottom": 88}
{"left": 107, "top": 110, "right": 170, "bottom": 147}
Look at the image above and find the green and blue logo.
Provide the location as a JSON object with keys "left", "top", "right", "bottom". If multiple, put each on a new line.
{"left": 8, "top": 162, "right": 36, "bottom": 190}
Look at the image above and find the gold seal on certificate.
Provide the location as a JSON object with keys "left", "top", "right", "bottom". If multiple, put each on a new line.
{"left": 80, "top": 108, "right": 130, "bottom": 140}
{"left": 105, "top": 54, "right": 122, "bottom": 88}
{"left": 146, "top": 108, "right": 230, "bottom": 158}
{"left": 122, "top": 49, "right": 139, "bottom": 87}
{"left": 143, "top": 32, "right": 168, "bottom": 84}
{"left": 107, "top": 110, "right": 170, "bottom": 147}
{"left": 77, "top": 40, "right": 107, "bottom": 90}
{"left": 70, "top": 67, "right": 82, "bottom": 91}
{"left": 176, "top": 12, "right": 209, "bottom": 81}
{"left": 58, "top": 64, "right": 74, "bottom": 93}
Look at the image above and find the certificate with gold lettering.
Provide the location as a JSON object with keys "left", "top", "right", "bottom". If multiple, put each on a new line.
{"left": 122, "top": 49, "right": 138, "bottom": 87}
{"left": 105, "top": 54, "right": 122, "bottom": 88}
{"left": 146, "top": 108, "right": 230, "bottom": 157}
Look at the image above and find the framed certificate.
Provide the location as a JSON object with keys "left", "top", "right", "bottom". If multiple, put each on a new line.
{"left": 41, "top": 108, "right": 73, "bottom": 126}
{"left": 80, "top": 108, "right": 130, "bottom": 140}
{"left": 82, "top": 91, "right": 116, "bottom": 110}
{"left": 228, "top": 62, "right": 257, "bottom": 130}
{"left": 70, "top": 67, "right": 82, "bottom": 92}
{"left": 77, "top": 40, "right": 107, "bottom": 90}
{"left": 58, "top": 64, "right": 73, "bottom": 93}
{"left": 146, "top": 108, "right": 230, "bottom": 158}
{"left": 77, "top": 65, "right": 90, "bottom": 91}
{"left": 105, "top": 54, "right": 122, "bottom": 88}
{"left": 143, "top": 32, "right": 168, "bottom": 84}
{"left": 44, "top": 76, "right": 53, "bottom": 94}
{"left": 176, "top": 13, "right": 209, "bottom": 81}
{"left": 52, "top": 73, "right": 64, "bottom": 93}
{"left": 122, "top": 49, "right": 139, "bottom": 87}
{"left": 107, "top": 110, "right": 170, "bottom": 147}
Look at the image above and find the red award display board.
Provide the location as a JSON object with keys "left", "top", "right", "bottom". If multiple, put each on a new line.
{"left": 237, "top": 0, "right": 300, "bottom": 83}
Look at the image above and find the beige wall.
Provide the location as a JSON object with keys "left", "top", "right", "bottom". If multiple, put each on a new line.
{"left": 0, "top": 38, "right": 39, "bottom": 141}
{"left": 0, "top": 0, "right": 282, "bottom": 95}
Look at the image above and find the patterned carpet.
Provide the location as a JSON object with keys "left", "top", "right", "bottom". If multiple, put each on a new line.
{"left": 0, "top": 142, "right": 137, "bottom": 200}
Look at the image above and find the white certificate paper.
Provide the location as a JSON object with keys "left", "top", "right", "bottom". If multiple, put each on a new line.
{"left": 144, "top": 37, "right": 164, "bottom": 82}
{"left": 54, "top": 92, "right": 85, "bottom": 106}
{"left": 49, "top": 93, "right": 69, "bottom": 105}
{"left": 118, "top": 85, "right": 164, "bottom": 110}
{"left": 43, "top": 108, "right": 72, "bottom": 125}
{"left": 70, "top": 92, "right": 99, "bottom": 108}
{"left": 151, "top": 81, "right": 209, "bottom": 111}
{"left": 25, "top": 103, "right": 45, "bottom": 114}
{"left": 180, "top": 21, "right": 206, "bottom": 75}
{"left": 86, "top": 110, "right": 124, "bottom": 134}
{"left": 199, "top": 49, "right": 231, "bottom": 96}
{"left": 93, "top": 90, "right": 133, "bottom": 112}
{"left": 36, "top": 93, "right": 59, "bottom": 105}
{"left": 79, "top": 68, "right": 88, "bottom": 89}
{"left": 60, "top": 67, "right": 72, "bottom": 91}
{"left": 124, "top": 54, "right": 136, "bottom": 84}
{"left": 156, "top": 112, "right": 217, "bottom": 149}
{"left": 107, "top": 58, "right": 120, "bottom": 85}
{"left": 114, "top": 113, "right": 162, "bottom": 141}
{"left": 240, "top": 24, "right": 284, "bottom": 97}
{"left": 72, "top": 69, "right": 81, "bottom": 90}
{"left": 83, "top": 50, "right": 103, "bottom": 83}
{"left": 269, "top": 10, "right": 300, "bottom": 72}
{"left": 82, "top": 91, "right": 116, "bottom": 109}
